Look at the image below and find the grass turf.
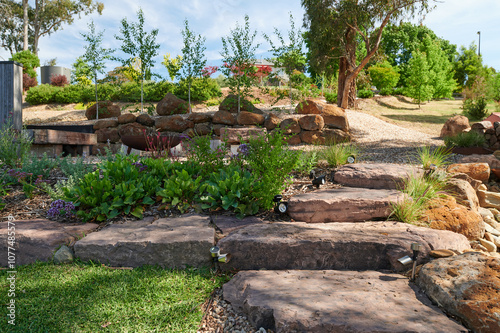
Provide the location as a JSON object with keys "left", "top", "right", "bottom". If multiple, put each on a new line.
{"left": 0, "top": 261, "right": 228, "bottom": 332}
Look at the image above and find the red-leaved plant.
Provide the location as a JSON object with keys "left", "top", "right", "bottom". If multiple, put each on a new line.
{"left": 50, "top": 74, "right": 69, "bottom": 87}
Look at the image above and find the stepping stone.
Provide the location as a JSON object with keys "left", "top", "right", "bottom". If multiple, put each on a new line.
{"left": 287, "top": 187, "right": 404, "bottom": 222}
{"left": 74, "top": 215, "right": 214, "bottom": 268}
{"left": 334, "top": 163, "right": 421, "bottom": 189}
{"left": 417, "top": 252, "right": 500, "bottom": 333}
{"left": 217, "top": 221, "right": 470, "bottom": 272}
{"left": 223, "top": 270, "right": 468, "bottom": 332}
{"left": 0, "top": 219, "right": 98, "bottom": 266}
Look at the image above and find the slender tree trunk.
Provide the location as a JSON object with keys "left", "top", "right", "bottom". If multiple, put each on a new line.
{"left": 140, "top": 77, "right": 144, "bottom": 113}
{"left": 337, "top": 28, "right": 357, "bottom": 109}
{"left": 94, "top": 71, "right": 99, "bottom": 120}
{"left": 22, "top": 0, "right": 28, "bottom": 51}
{"left": 188, "top": 80, "right": 192, "bottom": 113}
{"left": 33, "top": 0, "right": 40, "bottom": 55}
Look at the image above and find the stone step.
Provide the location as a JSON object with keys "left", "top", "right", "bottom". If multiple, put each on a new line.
{"left": 334, "top": 163, "right": 421, "bottom": 189}
{"left": 223, "top": 270, "right": 468, "bottom": 332}
{"left": 0, "top": 219, "right": 98, "bottom": 266}
{"left": 74, "top": 215, "right": 214, "bottom": 268}
{"left": 217, "top": 221, "right": 470, "bottom": 272}
{"left": 287, "top": 187, "right": 405, "bottom": 222}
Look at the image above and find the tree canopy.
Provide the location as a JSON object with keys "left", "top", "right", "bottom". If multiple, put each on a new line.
{"left": 302, "top": 0, "right": 436, "bottom": 108}
{"left": 0, "top": 0, "right": 103, "bottom": 56}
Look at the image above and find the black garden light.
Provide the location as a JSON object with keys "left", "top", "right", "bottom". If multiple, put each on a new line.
{"left": 397, "top": 243, "right": 422, "bottom": 281}
{"left": 273, "top": 194, "right": 288, "bottom": 214}
{"left": 312, "top": 175, "right": 326, "bottom": 188}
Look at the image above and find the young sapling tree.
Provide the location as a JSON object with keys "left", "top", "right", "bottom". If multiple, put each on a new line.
{"left": 114, "top": 8, "right": 160, "bottom": 112}
{"left": 81, "top": 20, "right": 113, "bottom": 119}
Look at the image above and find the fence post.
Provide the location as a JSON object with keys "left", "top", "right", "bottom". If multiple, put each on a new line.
{"left": 0, "top": 61, "right": 23, "bottom": 131}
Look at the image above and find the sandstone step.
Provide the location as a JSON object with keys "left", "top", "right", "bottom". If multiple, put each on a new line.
{"left": 223, "top": 270, "right": 468, "bottom": 332}
{"left": 217, "top": 221, "right": 470, "bottom": 272}
{"left": 334, "top": 163, "right": 421, "bottom": 189}
{"left": 0, "top": 219, "right": 99, "bottom": 266}
{"left": 287, "top": 187, "right": 405, "bottom": 222}
{"left": 74, "top": 215, "right": 214, "bottom": 268}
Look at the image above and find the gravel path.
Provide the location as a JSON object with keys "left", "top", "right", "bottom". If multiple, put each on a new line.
{"left": 345, "top": 109, "right": 455, "bottom": 164}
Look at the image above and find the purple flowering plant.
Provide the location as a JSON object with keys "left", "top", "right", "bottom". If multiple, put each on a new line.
{"left": 47, "top": 199, "right": 76, "bottom": 219}
{"left": 7, "top": 169, "right": 47, "bottom": 199}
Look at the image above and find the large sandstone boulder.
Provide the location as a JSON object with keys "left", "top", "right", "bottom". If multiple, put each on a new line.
{"left": 217, "top": 221, "right": 471, "bottom": 272}
{"left": 421, "top": 195, "right": 485, "bottom": 241}
{"left": 322, "top": 104, "right": 350, "bottom": 132}
{"left": 295, "top": 100, "right": 350, "bottom": 132}
{"left": 219, "top": 94, "right": 260, "bottom": 113}
{"left": 85, "top": 100, "right": 121, "bottom": 120}
{"left": 219, "top": 127, "right": 266, "bottom": 144}
{"left": 136, "top": 113, "right": 155, "bottom": 127}
{"left": 117, "top": 113, "right": 136, "bottom": 124}
{"left": 445, "top": 178, "right": 480, "bottom": 211}
{"left": 477, "top": 184, "right": 500, "bottom": 210}
{"left": 323, "top": 128, "right": 351, "bottom": 143}
{"left": 212, "top": 110, "right": 236, "bottom": 126}
{"left": 96, "top": 127, "right": 120, "bottom": 143}
{"left": 417, "top": 252, "right": 500, "bottom": 333}
{"left": 299, "top": 130, "right": 323, "bottom": 144}
{"left": 298, "top": 115, "right": 324, "bottom": 131}
{"left": 224, "top": 270, "right": 467, "bottom": 332}
{"left": 440, "top": 115, "right": 470, "bottom": 138}
{"left": 236, "top": 111, "right": 265, "bottom": 126}
{"left": 0, "top": 219, "right": 98, "bottom": 266}
{"left": 155, "top": 115, "right": 194, "bottom": 132}
{"left": 74, "top": 215, "right": 214, "bottom": 268}
{"left": 334, "top": 163, "right": 420, "bottom": 190}
{"left": 187, "top": 113, "right": 212, "bottom": 124}
{"left": 264, "top": 113, "right": 280, "bottom": 130}
{"left": 93, "top": 119, "right": 118, "bottom": 130}
{"left": 279, "top": 118, "right": 301, "bottom": 134}
{"left": 118, "top": 122, "right": 147, "bottom": 137}
{"left": 447, "top": 163, "right": 490, "bottom": 183}
{"left": 156, "top": 93, "right": 189, "bottom": 115}
{"left": 460, "top": 154, "right": 500, "bottom": 169}
{"left": 287, "top": 187, "right": 405, "bottom": 223}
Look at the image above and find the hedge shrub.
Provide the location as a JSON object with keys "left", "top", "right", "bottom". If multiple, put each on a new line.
{"left": 175, "top": 78, "right": 222, "bottom": 101}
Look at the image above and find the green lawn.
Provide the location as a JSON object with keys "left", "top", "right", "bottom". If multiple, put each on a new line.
{"left": 0, "top": 261, "right": 228, "bottom": 332}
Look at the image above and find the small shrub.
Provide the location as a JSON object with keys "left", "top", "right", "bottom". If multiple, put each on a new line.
{"left": 25, "top": 84, "right": 60, "bottom": 105}
{"left": 157, "top": 169, "right": 204, "bottom": 213}
{"left": 23, "top": 73, "right": 38, "bottom": 92}
{"left": 416, "top": 146, "right": 452, "bottom": 169}
{"left": 444, "top": 131, "right": 486, "bottom": 148}
{"left": 324, "top": 91, "right": 337, "bottom": 104}
{"left": 293, "top": 150, "right": 319, "bottom": 175}
{"left": 320, "top": 142, "right": 359, "bottom": 168}
{"left": 357, "top": 89, "right": 374, "bottom": 98}
{"left": 50, "top": 74, "right": 69, "bottom": 87}
{"left": 10, "top": 50, "right": 40, "bottom": 78}
{"left": 379, "top": 88, "right": 393, "bottom": 96}
{"left": 201, "top": 166, "right": 262, "bottom": 218}
{"left": 390, "top": 172, "right": 446, "bottom": 224}
{"left": 175, "top": 78, "right": 222, "bottom": 101}
{"left": 0, "top": 120, "right": 32, "bottom": 167}
{"left": 53, "top": 84, "right": 83, "bottom": 103}
{"left": 205, "top": 98, "right": 221, "bottom": 107}
{"left": 183, "top": 135, "right": 229, "bottom": 176}
{"left": 19, "top": 153, "right": 58, "bottom": 180}
{"left": 462, "top": 97, "right": 489, "bottom": 120}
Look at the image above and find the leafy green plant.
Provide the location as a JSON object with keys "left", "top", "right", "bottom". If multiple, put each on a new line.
{"left": 325, "top": 91, "right": 337, "bottom": 103}
{"left": 42, "top": 175, "right": 78, "bottom": 200}
{"left": 175, "top": 77, "right": 221, "bottom": 101}
{"left": 462, "top": 97, "right": 489, "bottom": 120}
{"left": 0, "top": 174, "right": 11, "bottom": 210}
{"left": 157, "top": 169, "right": 204, "bottom": 213}
{"left": 201, "top": 166, "right": 261, "bottom": 218}
{"left": 242, "top": 129, "right": 299, "bottom": 210}
{"left": 357, "top": 89, "right": 374, "bottom": 98}
{"left": 444, "top": 131, "right": 486, "bottom": 148}
{"left": 391, "top": 171, "right": 447, "bottom": 224}
{"left": 293, "top": 150, "right": 319, "bottom": 175}
{"left": 58, "top": 155, "right": 94, "bottom": 181}
{"left": 416, "top": 146, "right": 452, "bottom": 169}
{"left": 63, "top": 155, "right": 159, "bottom": 222}
{"left": 25, "top": 84, "right": 60, "bottom": 105}
{"left": 368, "top": 61, "right": 400, "bottom": 91}
{"left": 6, "top": 169, "right": 46, "bottom": 199}
{"left": 320, "top": 142, "right": 360, "bottom": 167}
{"left": 19, "top": 153, "right": 58, "bottom": 181}
{"left": 10, "top": 50, "right": 40, "bottom": 78}
{"left": 183, "top": 134, "right": 229, "bottom": 176}
{"left": 0, "top": 120, "right": 32, "bottom": 168}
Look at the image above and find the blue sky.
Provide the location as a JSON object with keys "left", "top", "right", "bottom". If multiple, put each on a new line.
{"left": 1, "top": 0, "right": 499, "bottom": 79}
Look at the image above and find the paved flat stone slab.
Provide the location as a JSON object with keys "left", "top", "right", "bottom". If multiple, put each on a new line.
{"left": 223, "top": 270, "right": 467, "bottom": 332}
{"left": 74, "top": 215, "right": 214, "bottom": 268}
{"left": 218, "top": 221, "right": 470, "bottom": 272}
{"left": 334, "top": 163, "right": 421, "bottom": 189}
{"left": 0, "top": 219, "right": 98, "bottom": 266}
{"left": 417, "top": 252, "right": 500, "bottom": 333}
{"left": 287, "top": 187, "right": 405, "bottom": 222}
